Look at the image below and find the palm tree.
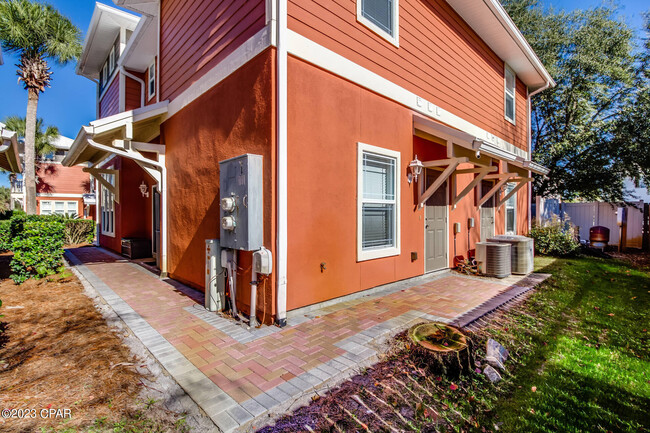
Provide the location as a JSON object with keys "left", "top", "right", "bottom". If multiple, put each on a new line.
{"left": 3, "top": 115, "right": 59, "bottom": 157}
{"left": 0, "top": 0, "right": 81, "bottom": 214}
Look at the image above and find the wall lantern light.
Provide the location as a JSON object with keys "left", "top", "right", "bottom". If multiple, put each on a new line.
{"left": 408, "top": 155, "right": 423, "bottom": 184}
{"left": 139, "top": 181, "right": 149, "bottom": 198}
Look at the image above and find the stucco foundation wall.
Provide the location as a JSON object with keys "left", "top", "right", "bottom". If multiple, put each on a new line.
{"left": 287, "top": 56, "right": 530, "bottom": 311}
{"left": 161, "top": 48, "right": 275, "bottom": 318}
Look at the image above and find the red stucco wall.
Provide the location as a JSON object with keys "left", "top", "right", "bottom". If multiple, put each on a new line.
{"left": 161, "top": 48, "right": 275, "bottom": 319}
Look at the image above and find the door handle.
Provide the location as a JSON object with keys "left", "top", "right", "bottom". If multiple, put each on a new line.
{"left": 425, "top": 225, "right": 429, "bottom": 229}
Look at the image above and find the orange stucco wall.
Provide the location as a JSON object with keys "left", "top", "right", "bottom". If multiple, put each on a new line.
{"left": 286, "top": 55, "right": 530, "bottom": 311}
{"left": 161, "top": 47, "right": 276, "bottom": 319}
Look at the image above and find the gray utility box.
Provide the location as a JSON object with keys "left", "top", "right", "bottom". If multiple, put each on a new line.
{"left": 219, "top": 154, "right": 264, "bottom": 251}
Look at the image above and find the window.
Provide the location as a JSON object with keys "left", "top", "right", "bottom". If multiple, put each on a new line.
{"left": 39, "top": 200, "right": 78, "bottom": 216}
{"left": 357, "top": 143, "right": 400, "bottom": 261}
{"left": 505, "top": 66, "right": 516, "bottom": 124}
{"left": 101, "top": 174, "right": 115, "bottom": 236}
{"left": 99, "top": 37, "right": 120, "bottom": 93}
{"left": 505, "top": 183, "right": 517, "bottom": 234}
{"left": 357, "top": 0, "right": 399, "bottom": 46}
{"left": 148, "top": 61, "right": 156, "bottom": 99}
{"left": 40, "top": 201, "right": 52, "bottom": 215}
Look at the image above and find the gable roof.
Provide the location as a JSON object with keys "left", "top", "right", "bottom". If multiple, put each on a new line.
{"left": 76, "top": 2, "right": 140, "bottom": 80}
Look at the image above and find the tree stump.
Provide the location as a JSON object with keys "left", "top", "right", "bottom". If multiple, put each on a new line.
{"left": 408, "top": 322, "right": 475, "bottom": 377}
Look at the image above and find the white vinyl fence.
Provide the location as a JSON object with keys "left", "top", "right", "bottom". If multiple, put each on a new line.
{"left": 557, "top": 201, "right": 644, "bottom": 248}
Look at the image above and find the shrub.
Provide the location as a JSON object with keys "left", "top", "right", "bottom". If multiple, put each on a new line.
{"left": 64, "top": 219, "right": 95, "bottom": 245}
{"left": 0, "top": 220, "right": 11, "bottom": 252}
{"left": 10, "top": 218, "right": 65, "bottom": 284}
{"left": 530, "top": 217, "right": 580, "bottom": 256}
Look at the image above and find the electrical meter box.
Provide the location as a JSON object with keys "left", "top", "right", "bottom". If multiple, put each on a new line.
{"left": 219, "top": 154, "right": 264, "bottom": 251}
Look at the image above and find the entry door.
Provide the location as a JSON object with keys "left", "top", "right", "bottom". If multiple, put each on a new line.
{"left": 152, "top": 188, "right": 161, "bottom": 262}
{"left": 480, "top": 180, "right": 495, "bottom": 241}
{"left": 425, "top": 169, "right": 448, "bottom": 272}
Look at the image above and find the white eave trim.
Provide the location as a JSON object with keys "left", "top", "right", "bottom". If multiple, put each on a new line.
{"left": 77, "top": 3, "right": 140, "bottom": 79}
{"left": 63, "top": 101, "right": 168, "bottom": 167}
{"left": 0, "top": 124, "right": 22, "bottom": 172}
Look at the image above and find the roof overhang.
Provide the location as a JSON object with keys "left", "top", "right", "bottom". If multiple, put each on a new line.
{"left": 113, "top": 0, "right": 159, "bottom": 16}
{"left": 119, "top": 11, "right": 157, "bottom": 73}
{"left": 447, "top": 0, "right": 555, "bottom": 91}
{"left": 0, "top": 123, "right": 22, "bottom": 173}
{"left": 413, "top": 114, "right": 549, "bottom": 175}
{"left": 63, "top": 101, "right": 168, "bottom": 167}
{"left": 77, "top": 3, "right": 140, "bottom": 80}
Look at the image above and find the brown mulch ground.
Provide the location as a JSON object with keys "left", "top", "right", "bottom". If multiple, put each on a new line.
{"left": 610, "top": 250, "right": 650, "bottom": 271}
{"left": 0, "top": 253, "right": 184, "bottom": 432}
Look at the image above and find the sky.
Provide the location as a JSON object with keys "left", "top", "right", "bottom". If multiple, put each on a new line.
{"left": 0, "top": 0, "right": 648, "bottom": 187}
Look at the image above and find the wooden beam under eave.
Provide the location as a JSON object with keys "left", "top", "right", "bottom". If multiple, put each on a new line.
{"left": 477, "top": 176, "right": 512, "bottom": 209}
{"left": 484, "top": 172, "right": 518, "bottom": 180}
{"left": 455, "top": 166, "right": 498, "bottom": 175}
{"left": 418, "top": 158, "right": 462, "bottom": 207}
{"left": 452, "top": 166, "right": 493, "bottom": 207}
{"left": 84, "top": 167, "right": 120, "bottom": 204}
{"left": 496, "top": 177, "right": 533, "bottom": 208}
{"left": 421, "top": 157, "right": 468, "bottom": 168}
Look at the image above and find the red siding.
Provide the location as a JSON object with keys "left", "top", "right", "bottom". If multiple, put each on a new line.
{"left": 98, "top": 157, "right": 155, "bottom": 254}
{"left": 159, "top": 0, "right": 266, "bottom": 100}
{"left": 36, "top": 164, "right": 91, "bottom": 195}
{"left": 99, "top": 75, "right": 120, "bottom": 118}
{"left": 288, "top": 0, "right": 529, "bottom": 150}
{"left": 125, "top": 71, "right": 144, "bottom": 111}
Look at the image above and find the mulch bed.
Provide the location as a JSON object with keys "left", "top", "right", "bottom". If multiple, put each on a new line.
{"left": 0, "top": 253, "right": 180, "bottom": 432}
{"left": 257, "top": 331, "right": 492, "bottom": 433}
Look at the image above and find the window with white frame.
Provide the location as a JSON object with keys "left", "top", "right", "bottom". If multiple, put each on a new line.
{"left": 505, "top": 66, "right": 516, "bottom": 124}
{"left": 358, "top": 143, "right": 400, "bottom": 261}
{"left": 39, "top": 200, "right": 78, "bottom": 216}
{"left": 505, "top": 183, "right": 517, "bottom": 234}
{"left": 148, "top": 61, "right": 156, "bottom": 99}
{"left": 101, "top": 174, "right": 115, "bottom": 236}
{"left": 357, "top": 0, "right": 399, "bottom": 46}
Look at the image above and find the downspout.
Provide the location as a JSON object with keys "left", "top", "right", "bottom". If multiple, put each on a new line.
{"left": 276, "top": 0, "right": 288, "bottom": 327}
{"left": 527, "top": 81, "right": 551, "bottom": 232}
{"left": 120, "top": 66, "right": 146, "bottom": 108}
{"left": 159, "top": 153, "right": 168, "bottom": 276}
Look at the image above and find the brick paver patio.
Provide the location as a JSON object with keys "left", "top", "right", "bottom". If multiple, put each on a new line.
{"left": 66, "top": 246, "right": 549, "bottom": 432}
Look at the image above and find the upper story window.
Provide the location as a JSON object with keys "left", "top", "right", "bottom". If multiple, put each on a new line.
{"left": 357, "top": 142, "right": 401, "bottom": 261}
{"left": 357, "top": 0, "right": 399, "bottom": 47}
{"left": 99, "top": 37, "right": 120, "bottom": 94}
{"left": 504, "top": 66, "right": 516, "bottom": 124}
{"left": 148, "top": 61, "right": 156, "bottom": 100}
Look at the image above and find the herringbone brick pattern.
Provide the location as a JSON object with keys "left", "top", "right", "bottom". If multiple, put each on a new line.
{"left": 69, "top": 247, "right": 509, "bottom": 404}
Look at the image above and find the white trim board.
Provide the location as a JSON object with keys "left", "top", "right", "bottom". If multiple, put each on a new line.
{"left": 357, "top": 142, "right": 401, "bottom": 262}
{"left": 286, "top": 29, "right": 528, "bottom": 161}
{"left": 167, "top": 26, "right": 272, "bottom": 118}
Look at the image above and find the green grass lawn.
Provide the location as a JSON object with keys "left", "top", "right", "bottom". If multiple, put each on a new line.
{"left": 478, "top": 255, "right": 650, "bottom": 432}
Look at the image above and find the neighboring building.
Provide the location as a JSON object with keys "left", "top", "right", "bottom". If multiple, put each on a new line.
{"left": 10, "top": 135, "right": 96, "bottom": 218}
{"left": 64, "top": 0, "right": 553, "bottom": 325}
{"left": 624, "top": 178, "right": 650, "bottom": 203}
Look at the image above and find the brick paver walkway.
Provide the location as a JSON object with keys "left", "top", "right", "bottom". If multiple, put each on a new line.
{"left": 66, "top": 247, "right": 548, "bottom": 432}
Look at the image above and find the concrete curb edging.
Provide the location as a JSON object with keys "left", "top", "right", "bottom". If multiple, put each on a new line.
{"left": 65, "top": 251, "right": 223, "bottom": 432}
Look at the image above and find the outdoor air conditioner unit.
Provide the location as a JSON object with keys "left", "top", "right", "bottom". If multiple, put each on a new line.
{"left": 475, "top": 242, "right": 511, "bottom": 278}
{"left": 488, "top": 235, "right": 534, "bottom": 275}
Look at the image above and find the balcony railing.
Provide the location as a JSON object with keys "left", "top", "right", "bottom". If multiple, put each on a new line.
{"left": 11, "top": 180, "right": 23, "bottom": 194}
